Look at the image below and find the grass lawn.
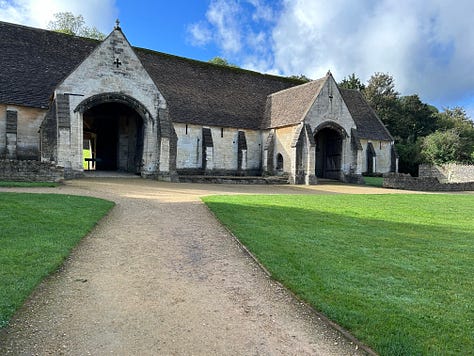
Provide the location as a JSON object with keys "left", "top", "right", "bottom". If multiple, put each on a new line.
{"left": 363, "top": 176, "right": 384, "bottom": 187}
{"left": 203, "top": 194, "right": 474, "bottom": 356}
{"left": 0, "top": 181, "right": 59, "bottom": 188}
{"left": 0, "top": 193, "right": 114, "bottom": 328}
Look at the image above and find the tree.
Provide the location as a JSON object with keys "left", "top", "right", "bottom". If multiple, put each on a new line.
{"left": 421, "top": 129, "right": 462, "bottom": 165}
{"left": 433, "top": 107, "right": 474, "bottom": 163}
{"left": 47, "top": 12, "right": 105, "bottom": 40}
{"left": 208, "top": 57, "right": 239, "bottom": 68}
{"left": 363, "top": 72, "right": 399, "bottom": 121}
{"left": 339, "top": 73, "right": 365, "bottom": 91}
{"left": 399, "top": 95, "right": 438, "bottom": 141}
{"left": 288, "top": 74, "right": 311, "bottom": 83}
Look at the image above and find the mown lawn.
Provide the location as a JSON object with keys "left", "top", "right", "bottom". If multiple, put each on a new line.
{"left": 203, "top": 194, "right": 474, "bottom": 356}
{"left": 0, "top": 193, "right": 114, "bottom": 328}
{"left": 364, "top": 176, "right": 384, "bottom": 187}
{"left": 0, "top": 181, "right": 59, "bottom": 188}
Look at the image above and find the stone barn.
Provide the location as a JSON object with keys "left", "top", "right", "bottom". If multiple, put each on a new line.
{"left": 0, "top": 20, "right": 397, "bottom": 183}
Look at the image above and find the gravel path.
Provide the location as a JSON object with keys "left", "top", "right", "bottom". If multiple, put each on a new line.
{"left": 0, "top": 179, "right": 391, "bottom": 355}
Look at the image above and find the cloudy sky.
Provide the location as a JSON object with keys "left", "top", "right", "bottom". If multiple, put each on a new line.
{"left": 1, "top": 0, "right": 473, "bottom": 117}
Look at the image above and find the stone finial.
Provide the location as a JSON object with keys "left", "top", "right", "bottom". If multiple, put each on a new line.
{"left": 115, "top": 19, "right": 121, "bottom": 30}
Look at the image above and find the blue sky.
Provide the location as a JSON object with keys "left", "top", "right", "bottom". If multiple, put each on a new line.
{"left": 1, "top": 0, "right": 474, "bottom": 118}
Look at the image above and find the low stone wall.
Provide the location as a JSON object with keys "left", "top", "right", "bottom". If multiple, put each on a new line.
{"left": 0, "top": 160, "right": 64, "bottom": 182}
{"left": 383, "top": 173, "right": 474, "bottom": 191}
{"left": 419, "top": 164, "right": 474, "bottom": 183}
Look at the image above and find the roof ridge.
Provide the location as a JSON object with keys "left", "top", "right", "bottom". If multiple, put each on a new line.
{"left": 267, "top": 75, "right": 327, "bottom": 98}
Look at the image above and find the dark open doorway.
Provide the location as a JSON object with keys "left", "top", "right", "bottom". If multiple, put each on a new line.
{"left": 83, "top": 102, "right": 144, "bottom": 173}
{"left": 315, "top": 127, "right": 343, "bottom": 180}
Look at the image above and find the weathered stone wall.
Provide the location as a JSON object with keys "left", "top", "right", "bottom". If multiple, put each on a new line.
{"left": 175, "top": 123, "right": 262, "bottom": 175}
{"left": 54, "top": 28, "right": 171, "bottom": 176}
{"left": 0, "top": 104, "right": 46, "bottom": 160}
{"left": 383, "top": 173, "right": 474, "bottom": 191}
{"left": 273, "top": 125, "right": 296, "bottom": 173}
{"left": 419, "top": 163, "right": 474, "bottom": 183}
{"left": 304, "top": 76, "right": 355, "bottom": 176}
{"left": 360, "top": 139, "right": 393, "bottom": 174}
{"left": 0, "top": 159, "right": 64, "bottom": 182}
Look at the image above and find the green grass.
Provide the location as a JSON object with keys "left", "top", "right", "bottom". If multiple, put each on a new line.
{"left": 203, "top": 194, "right": 474, "bottom": 355}
{"left": 0, "top": 193, "right": 114, "bottom": 328}
{"left": 0, "top": 181, "right": 59, "bottom": 188}
{"left": 83, "top": 149, "right": 92, "bottom": 170}
{"left": 364, "top": 176, "right": 384, "bottom": 187}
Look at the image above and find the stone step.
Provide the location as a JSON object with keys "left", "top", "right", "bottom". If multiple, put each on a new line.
{"left": 178, "top": 175, "right": 289, "bottom": 184}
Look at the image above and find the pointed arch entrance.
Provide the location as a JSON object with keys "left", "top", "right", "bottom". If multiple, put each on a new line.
{"left": 314, "top": 123, "right": 346, "bottom": 180}
{"left": 75, "top": 93, "right": 153, "bottom": 174}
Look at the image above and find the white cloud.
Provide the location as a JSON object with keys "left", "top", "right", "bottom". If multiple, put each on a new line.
{"left": 187, "top": 21, "right": 212, "bottom": 47}
{"left": 206, "top": 0, "right": 242, "bottom": 54}
{"left": 270, "top": 0, "right": 474, "bottom": 109}
{"left": 0, "top": 0, "right": 118, "bottom": 33}
{"left": 187, "top": 0, "right": 474, "bottom": 112}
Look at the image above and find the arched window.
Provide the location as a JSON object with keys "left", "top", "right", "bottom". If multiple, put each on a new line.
{"left": 276, "top": 153, "right": 284, "bottom": 171}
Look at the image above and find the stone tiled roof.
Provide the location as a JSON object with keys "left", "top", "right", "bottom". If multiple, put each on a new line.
{"left": 339, "top": 88, "right": 394, "bottom": 141}
{"left": 0, "top": 21, "right": 395, "bottom": 139}
{"left": 0, "top": 21, "right": 98, "bottom": 108}
{"left": 262, "top": 77, "right": 327, "bottom": 129}
{"left": 0, "top": 21, "right": 299, "bottom": 129}
{"left": 136, "top": 49, "right": 299, "bottom": 129}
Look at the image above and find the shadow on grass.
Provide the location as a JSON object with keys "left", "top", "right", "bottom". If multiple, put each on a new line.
{"left": 205, "top": 199, "right": 474, "bottom": 356}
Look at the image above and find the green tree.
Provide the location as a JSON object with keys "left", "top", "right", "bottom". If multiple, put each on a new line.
{"left": 288, "top": 74, "right": 311, "bottom": 82}
{"left": 421, "top": 129, "right": 462, "bottom": 164}
{"left": 434, "top": 107, "right": 474, "bottom": 162}
{"left": 399, "top": 95, "right": 438, "bottom": 141}
{"left": 364, "top": 72, "right": 399, "bottom": 121}
{"left": 208, "top": 57, "right": 239, "bottom": 68}
{"left": 339, "top": 73, "right": 365, "bottom": 91}
{"left": 47, "top": 12, "right": 105, "bottom": 40}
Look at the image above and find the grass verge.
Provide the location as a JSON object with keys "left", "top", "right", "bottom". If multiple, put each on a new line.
{"left": 203, "top": 194, "right": 474, "bottom": 355}
{"left": 0, "top": 181, "right": 59, "bottom": 188}
{"left": 363, "top": 176, "right": 384, "bottom": 187}
{"left": 0, "top": 193, "right": 114, "bottom": 328}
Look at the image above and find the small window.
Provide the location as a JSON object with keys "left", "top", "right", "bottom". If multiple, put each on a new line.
{"left": 276, "top": 153, "right": 284, "bottom": 171}
{"left": 221, "top": 127, "right": 224, "bottom": 138}
{"left": 185, "top": 124, "right": 188, "bottom": 135}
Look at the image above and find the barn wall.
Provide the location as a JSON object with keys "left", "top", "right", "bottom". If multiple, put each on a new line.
{"left": 0, "top": 104, "right": 46, "bottom": 160}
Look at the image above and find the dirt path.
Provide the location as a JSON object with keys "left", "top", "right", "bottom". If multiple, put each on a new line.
{"left": 0, "top": 179, "right": 395, "bottom": 355}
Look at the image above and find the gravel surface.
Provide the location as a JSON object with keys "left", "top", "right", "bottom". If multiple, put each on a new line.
{"left": 0, "top": 179, "right": 391, "bottom": 355}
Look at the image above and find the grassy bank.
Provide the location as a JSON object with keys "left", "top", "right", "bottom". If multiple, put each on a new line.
{"left": 0, "top": 193, "right": 114, "bottom": 327}
{"left": 0, "top": 181, "right": 59, "bottom": 188}
{"left": 203, "top": 194, "right": 474, "bottom": 355}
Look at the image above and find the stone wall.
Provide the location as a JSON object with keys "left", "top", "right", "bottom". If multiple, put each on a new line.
{"left": 1, "top": 104, "right": 46, "bottom": 160}
{"left": 360, "top": 139, "right": 393, "bottom": 174}
{"left": 54, "top": 27, "right": 170, "bottom": 176}
{"left": 419, "top": 163, "right": 474, "bottom": 183}
{"left": 0, "top": 160, "right": 64, "bottom": 182}
{"left": 383, "top": 173, "right": 474, "bottom": 191}
{"left": 175, "top": 123, "right": 262, "bottom": 175}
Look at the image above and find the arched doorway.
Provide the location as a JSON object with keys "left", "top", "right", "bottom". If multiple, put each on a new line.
{"left": 83, "top": 102, "right": 144, "bottom": 173}
{"left": 315, "top": 126, "right": 344, "bottom": 180}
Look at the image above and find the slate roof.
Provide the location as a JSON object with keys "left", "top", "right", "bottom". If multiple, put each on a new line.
{"left": 262, "top": 77, "right": 326, "bottom": 129}
{"left": 0, "top": 21, "right": 299, "bottom": 129}
{"left": 339, "top": 88, "right": 393, "bottom": 141}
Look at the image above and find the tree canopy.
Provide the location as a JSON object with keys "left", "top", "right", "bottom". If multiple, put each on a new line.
{"left": 339, "top": 72, "right": 474, "bottom": 173}
{"left": 339, "top": 73, "right": 365, "bottom": 91}
{"left": 47, "top": 12, "right": 105, "bottom": 40}
{"left": 208, "top": 57, "right": 240, "bottom": 68}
